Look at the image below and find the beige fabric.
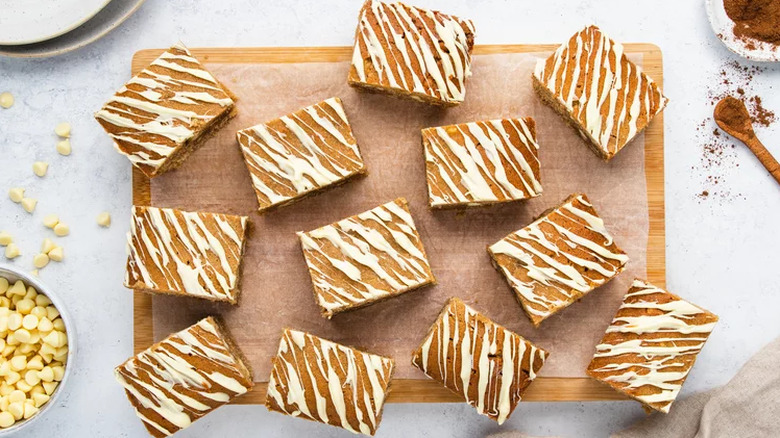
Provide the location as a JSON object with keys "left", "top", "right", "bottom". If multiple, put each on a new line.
{"left": 614, "top": 336, "right": 780, "bottom": 438}
{"left": 486, "top": 337, "right": 780, "bottom": 438}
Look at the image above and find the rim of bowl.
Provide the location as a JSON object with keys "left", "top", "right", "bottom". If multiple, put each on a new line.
{"left": 0, "top": 264, "right": 77, "bottom": 435}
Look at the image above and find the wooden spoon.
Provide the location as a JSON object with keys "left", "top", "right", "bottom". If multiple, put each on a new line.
{"left": 714, "top": 96, "right": 780, "bottom": 185}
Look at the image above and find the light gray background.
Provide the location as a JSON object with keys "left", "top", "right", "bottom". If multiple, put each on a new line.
{"left": 1, "top": 1, "right": 778, "bottom": 437}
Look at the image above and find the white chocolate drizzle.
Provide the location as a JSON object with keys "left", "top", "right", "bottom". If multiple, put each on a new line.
{"left": 95, "top": 43, "right": 234, "bottom": 176}
{"left": 423, "top": 118, "right": 542, "bottom": 207}
{"left": 413, "top": 298, "right": 547, "bottom": 424}
{"left": 533, "top": 26, "right": 667, "bottom": 158}
{"left": 114, "top": 317, "right": 251, "bottom": 437}
{"left": 125, "top": 206, "right": 248, "bottom": 303}
{"left": 349, "top": 0, "right": 475, "bottom": 105}
{"left": 588, "top": 279, "right": 718, "bottom": 413}
{"left": 236, "top": 98, "right": 365, "bottom": 210}
{"left": 266, "top": 329, "right": 394, "bottom": 436}
{"left": 298, "top": 198, "right": 434, "bottom": 318}
{"left": 488, "top": 194, "right": 628, "bottom": 325}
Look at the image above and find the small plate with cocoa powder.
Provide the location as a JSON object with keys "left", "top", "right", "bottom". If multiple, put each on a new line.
{"left": 706, "top": 0, "right": 780, "bottom": 62}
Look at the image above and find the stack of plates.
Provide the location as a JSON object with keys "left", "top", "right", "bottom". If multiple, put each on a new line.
{"left": 0, "top": 0, "right": 146, "bottom": 58}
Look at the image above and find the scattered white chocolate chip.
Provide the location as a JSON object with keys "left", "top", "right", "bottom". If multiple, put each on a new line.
{"left": 32, "top": 254, "right": 49, "bottom": 269}
{"left": 0, "top": 233, "right": 11, "bottom": 246}
{"left": 40, "top": 239, "right": 56, "bottom": 255}
{"left": 4, "top": 244, "right": 20, "bottom": 260}
{"left": 42, "top": 215, "right": 59, "bottom": 230}
{"left": 96, "top": 212, "right": 111, "bottom": 228}
{"left": 0, "top": 93, "right": 12, "bottom": 109}
{"left": 55, "top": 139, "right": 71, "bottom": 156}
{"left": 54, "top": 122, "right": 70, "bottom": 138}
{"left": 20, "top": 198, "right": 36, "bottom": 214}
{"left": 32, "top": 162, "right": 48, "bottom": 178}
{"left": 8, "top": 188, "right": 24, "bottom": 204}
{"left": 53, "top": 223, "right": 69, "bottom": 237}
{"left": 47, "top": 247, "right": 63, "bottom": 263}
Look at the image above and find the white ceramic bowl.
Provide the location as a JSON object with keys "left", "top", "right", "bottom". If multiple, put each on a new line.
{"left": 0, "top": 264, "right": 76, "bottom": 435}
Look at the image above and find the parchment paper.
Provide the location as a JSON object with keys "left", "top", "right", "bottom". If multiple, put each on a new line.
{"left": 150, "top": 53, "right": 649, "bottom": 380}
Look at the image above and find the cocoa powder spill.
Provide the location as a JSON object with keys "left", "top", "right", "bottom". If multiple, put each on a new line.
{"left": 724, "top": 0, "right": 780, "bottom": 49}
{"left": 694, "top": 60, "right": 776, "bottom": 204}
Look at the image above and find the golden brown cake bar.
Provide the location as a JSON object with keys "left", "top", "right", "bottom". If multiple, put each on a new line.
{"left": 297, "top": 197, "right": 435, "bottom": 318}
{"left": 236, "top": 97, "right": 366, "bottom": 212}
{"left": 115, "top": 317, "right": 253, "bottom": 438}
{"left": 95, "top": 43, "right": 236, "bottom": 178}
{"left": 266, "top": 329, "right": 394, "bottom": 436}
{"left": 488, "top": 193, "right": 628, "bottom": 327}
{"left": 125, "top": 205, "right": 248, "bottom": 304}
{"left": 348, "top": 0, "right": 475, "bottom": 106}
{"left": 423, "top": 118, "right": 542, "bottom": 207}
{"left": 412, "top": 297, "right": 548, "bottom": 424}
{"left": 587, "top": 279, "right": 719, "bottom": 413}
{"left": 532, "top": 26, "right": 668, "bottom": 160}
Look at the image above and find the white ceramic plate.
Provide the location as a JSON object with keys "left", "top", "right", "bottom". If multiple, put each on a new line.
{"left": 705, "top": 0, "right": 780, "bottom": 62}
{"left": 0, "top": 0, "right": 112, "bottom": 45}
{"left": 0, "top": 0, "right": 146, "bottom": 58}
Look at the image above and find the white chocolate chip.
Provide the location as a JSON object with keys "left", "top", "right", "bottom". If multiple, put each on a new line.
{"left": 7, "top": 401, "right": 22, "bottom": 420}
{"left": 53, "top": 223, "right": 69, "bottom": 237}
{"left": 34, "top": 295, "right": 50, "bottom": 307}
{"left": 15, "top": 300, "right": 33, "bottom": 315}
{"left": 9, "top": 282, "right": 25, "bottom": 296}
{"left": 0, "top": 410, "right": 13, "bottom": 427}
{"left": 22, "top": 402, "right": 37, "bottom": 419}
{"left": 7, "top": 315, "right": 21, "bottom": 331}
{"left": 31, "top": 393, "right": 48, "bottom": 408}
{"left": 0, "top": 232, "right": 11, "bottom": 246}
{"left": 96, "top": 212, "right": 111, "bottom": 227}
{"left": 32, "top": 162, "right": 48, "bottom": 178}
{"left": 0, "top": 278, "right": 6, "bottom": 294}
{"left": 36, "top": 318, "right": 52, "bottom": 333}
{"left": 41, "top": 238, "right": 56, "bottom": 254}
{"left": 55, "top": 139, "right": 71, "bottom": 156}
{"left": 0, "top": 92, "right": 13, "bottom": 109}
{"left": 4, "top": 244, "right": 20, "bottom": 260}
{"left": 54, "top": 122, "right": 70, "bottom": 138}
{"left": 48, "top": 247, "right": 63, "bottom": 262}
{"left": 8, "top": 188, "right": 24, "bottom": 204}
{"left": 41, "top": 381, "right": 57, "bottom": 395}
{"left": 32, "top": 254, "right": 49, "bottom": 269}
{"left": 20, "top": 198, "right": 36, "bottom": 214}
{"left": 21, "top": 315, "right": 37, "bottom": 331}
{"left": 42, "top": 216, "right": 59, "bottom": 230}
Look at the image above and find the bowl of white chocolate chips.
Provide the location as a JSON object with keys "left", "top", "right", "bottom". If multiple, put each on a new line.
{"left": 0, "top": 265, "right": 73, "bottom": 433}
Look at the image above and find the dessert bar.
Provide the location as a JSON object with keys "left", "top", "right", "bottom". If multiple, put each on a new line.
{"left": 586, "top": 279, "right": 718, "bottom": 413}
{"left": 237, "top": 97, "right": 366, "bottom": 212}
{"left": 423, "top": 118, "right": 542, "bottom": 207}
{"left": 115, "top": 317, "right": 253, "bottom": 437}
{"left": 266, "top": 329, "right": 394, "bottom": 436}
{"left": 412, "top": 298, "right": 548, "bottom": 424}
{"left": 125, "top": 205, "right": 248, "bottom": 304}
{"left": 348, "top": 0, "right": 476, "bottom": 106}
{"left": 488, "top": 194, "right": 628, "bottom": 326}
{"left": 95, "top": 43, "right": 237, "bottom": 177}
{"left": 298, "top": 198, "right": 435, "bottom": 318}
{"left": 533, "top": 25, "right": 668, "bottom": 160}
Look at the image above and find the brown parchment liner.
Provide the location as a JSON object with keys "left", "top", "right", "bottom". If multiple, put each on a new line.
{"left": 150, "top": 53, "right": 648, "bottom": 379}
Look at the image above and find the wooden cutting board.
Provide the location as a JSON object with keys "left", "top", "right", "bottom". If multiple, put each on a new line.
{"left": 130, "top": 44, "right": 665, "bottom": 403}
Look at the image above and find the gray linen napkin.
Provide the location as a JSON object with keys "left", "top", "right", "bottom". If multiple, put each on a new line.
{"left": 486, "top": 336, "right": 780, "bottom": 438}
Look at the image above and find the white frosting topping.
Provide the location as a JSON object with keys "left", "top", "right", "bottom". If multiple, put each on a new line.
{"left": 237, "top": 98, "right": 365, "bottom": 210}
{"left": 423, "top": 118, "right": 542, "bottom": 207}
{"left": 414, "top": 298, "right": 547, "bottom": 424}
{"left": 114, "top": 317, "right": 251, "bottom": 437}
{"left": 95, "top": 43, "right": 234, "bottom": 174}
{"left": 488, "top": 194, "right": 628, "bottom": 324}
{"left": 125, "top": 206, "right": 247, "bottom": 302}
{"left": 298, "top": 198, "right": 434, "bottom": 317}
{"left": 266, "top": 329, "right": 393, "bottom": 435}
{"left": 589, "top": 279, "right": 717, "bottom": 413}
{"left": 533, "top": 26, "right": 667, "bottom": 157}
{"left": 350, "top": 0, "right": 475, "bottom": 104}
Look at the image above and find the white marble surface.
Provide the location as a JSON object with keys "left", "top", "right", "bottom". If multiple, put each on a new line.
{"left": 1, "top": 1, "right": 778, "bottom": 437}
